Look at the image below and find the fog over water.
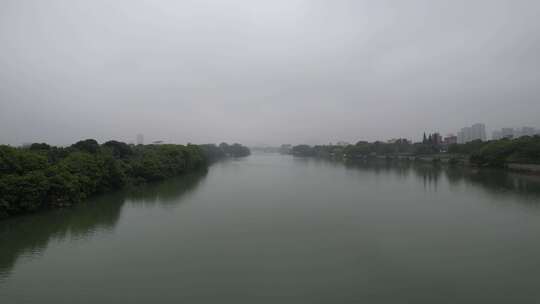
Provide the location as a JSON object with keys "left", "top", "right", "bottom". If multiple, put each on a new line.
{"left": 1, "top": 0, "right": 539, "bottom": 146}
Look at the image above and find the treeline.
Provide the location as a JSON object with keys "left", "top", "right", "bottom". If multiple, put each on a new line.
{"left": 452, "top": 136, "right": 540, "bottom": 167}
{"left": 290, "top": 136, "right": 540, "bottom": 168}
{"left": 291, "top": 139, "right": 438, "bottom": 158}
{"left": 0, "top": 139, "right": 250, "bottom": 218}
{"left": 199, "top": 142, "right": 251, "bottom": 161}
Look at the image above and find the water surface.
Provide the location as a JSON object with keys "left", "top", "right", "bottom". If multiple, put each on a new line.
{"left": 2, "top": 154, "right": 540, "bottom": 303}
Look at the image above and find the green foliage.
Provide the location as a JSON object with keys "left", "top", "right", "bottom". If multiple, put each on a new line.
{"left": 507, "top": 136, "right": 540, "bottom": 164}
{"left": 71, "top": 139, "right": 100, "bottom": 154}
{"left": 200, "top": 143, "right": 251, "bottom": 161}
{"left": 102, "top": 140, "right": 133, "bottom": 159}
{"left": 291, "top": 136, "right": 540, "bottom": 168}
{"left": 0, "top": 146, "right": 48, "bottom": 174}
{"left": 199, "top": 144, "right": 227, "bottom": 161}
{"left": 0, "top": 140, "right": 211, "bottom": 218}
{"left": 294, "top": 139, "right": 416, "bottom": 158}
{"left": 469, "top": 136, "right": 540, "bottom": 167}
{"left": 447, "top": 140, "right": 486, "bottom": 155}
{"left": 44, "top": 166, "right": 81, "bottom": 207}
{"left": 29, "top": 143, "right": 51, "bottom": 151}
{"left": 0, "top": 140, "right": 250, "bottom": 218}
{"left": 0, "top": 171, "right": 49, "bottom": 214}
{"left": 216, "top": 143, "right": 250, "bottom": 157}
{"left": 292, "top": 145, "right": 315, "bottom": 156}
{"left": 412, "top": 144, "right": 439, "bottom": 155}
{"left": 229, "top": 143, "right": 251, "bottom": 157}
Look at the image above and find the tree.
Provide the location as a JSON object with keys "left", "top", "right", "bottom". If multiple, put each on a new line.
{"left": 29, "top": 143, "right": 51, "bottom": 151}
{"left": 292, "top": 145, "right": 315, "bottom": 156}
{"left": 0, "top": 139, "right": 248, "bottom": 218}
{"left": 103, "top": 140, "right": 132, "bottom": 159}
{"left": 72, "top": 139, "right": 100, "bottom": 154}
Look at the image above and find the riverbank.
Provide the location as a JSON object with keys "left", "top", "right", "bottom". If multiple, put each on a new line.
{"left": 324, "top": 154, "right": 540, "bottom": 175}
{"left": 381, "top": 154, "right": 540, "bottom": 174}
{"left": 3, "top": 153, "right": 540, "bottom": 304}
{"left": 0, "top": 140, "right": 250, "bottom": 219}
{"left": 290, "top": 136, "right": 540, "bottom": 174}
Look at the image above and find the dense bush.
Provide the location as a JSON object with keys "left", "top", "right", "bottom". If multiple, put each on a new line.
{"left": 0, "top": 140, "right": 251, "bottom": 218}
{"left": 0, "top": 141, "right": 208, "bottom": 218}
{"left": 219, "top": 143, "right": 251, "bottom": 157}
{"left": 292, "top": 145, "right": 316, "bottom": 156}
{"left": 470, "top": 136, "right": 540, "bottom": 167}
{"left": 447, "top": 140, "right": 486, "bottom": 155}
{"left": 292, "top": 140, "right": 428, "bottom": 158}
{"left": 200, "top": 143, "right": 251, "bottom": 161}
{"left": 290, "top": 136, "right": 540, "bottom": 168}
{"left": 199, "top": 144, "right": 226, "bottom": 161}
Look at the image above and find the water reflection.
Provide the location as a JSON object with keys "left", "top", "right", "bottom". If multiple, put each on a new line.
{"left": 0, "top": 170, "right": 207, "bottom": 280}
{"left": 127, "top": 171, "right": 208, "bottom": 206}
{"left": 341, "top": 159, "right": 540, "bottom": 201}
{"left": 293, "top": 156, "right": 540, "bottom": 202}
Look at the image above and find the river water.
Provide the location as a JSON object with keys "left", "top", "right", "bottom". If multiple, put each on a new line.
{"left": 1, "top": 153, "right": 540, "bottom": 303}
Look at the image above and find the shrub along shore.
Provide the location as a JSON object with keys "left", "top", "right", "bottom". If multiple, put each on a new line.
{"left": 0, "top": 140, "right": 250, "bottom": 219}
{"left": 289, "top": 136, "right": 540, "bottom": 172}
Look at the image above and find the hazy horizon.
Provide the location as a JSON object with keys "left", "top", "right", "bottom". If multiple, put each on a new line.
{"left": 1, "top": 0, "right": 540, "bottom": 146}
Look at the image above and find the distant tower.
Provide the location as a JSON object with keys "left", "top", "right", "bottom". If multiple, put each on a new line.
{"left": 136, "top": 134, "right": 144, "bottom": 145}
{"left": 471, "top": 123, "right": 486, "bottom": 141}
{"left": 501, "top": 128, "right": 514, "bottom": 139}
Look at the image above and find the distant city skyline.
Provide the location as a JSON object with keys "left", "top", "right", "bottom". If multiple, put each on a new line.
{"left": 5, "top": 122, "right": 540, "bottom": 147}
{"left": 456, "top": 123, "right": 487, "bottom": 144}
{"left": 492, "top": 126, "right": 539, "bottom": 140}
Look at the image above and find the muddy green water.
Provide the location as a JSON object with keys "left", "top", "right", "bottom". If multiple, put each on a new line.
{"left": 2, "top": 153, "right": 540, "bottom": 303}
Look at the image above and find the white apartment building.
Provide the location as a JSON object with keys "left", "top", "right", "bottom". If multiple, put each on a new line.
{"left": 457, "top": 123, "right": 486, "bottom": 144}
{"left": 492, "top": 127, "right": 538, "bottom": 140}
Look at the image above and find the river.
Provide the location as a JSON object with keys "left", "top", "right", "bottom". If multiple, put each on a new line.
{"left": 1, "top": 153, "right": 540, "bottom": 303}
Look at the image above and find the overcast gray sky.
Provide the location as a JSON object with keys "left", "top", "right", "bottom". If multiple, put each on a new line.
{"left": 1, "top": 0, "right": 539, "bottom": 146}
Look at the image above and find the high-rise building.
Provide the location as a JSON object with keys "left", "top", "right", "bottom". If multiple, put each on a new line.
{"left": 492, "top": 130, "right": 502, "bottom": 140}
{"left": 458, "top": 127, "right": 471, "bottom": 144}
{"left": 457, "top": 131, "right": 464, "bottom": 144}
{"left": 457, "top": 124, "right": 486, "bottom": 143}
{"left": 521, "top": 127, "right": 536, "bottom": 137}
{"left": 432, "top": 133, "right": 442, "bottom": 145}
{"left": 422, "top": 132, "right": 442, "bottom": 145}
{"left": 491, "top": 127, "right": 537, "bottom": 140}
{"left": 444, "top": 134, "right": 457, "bottom": 145}
{"left": 501, "top": 128, "right": 514, "bottom": 139}
{"left": 471, "top": 123, "right": 486, "bottom": 141}
{"left": 136, "top": 134, "right": 144, "bottom": 145}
